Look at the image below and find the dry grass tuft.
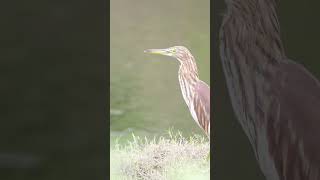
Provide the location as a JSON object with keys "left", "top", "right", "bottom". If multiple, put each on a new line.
{"left": 110, "top": 131, "right": 210, "bottom": 180}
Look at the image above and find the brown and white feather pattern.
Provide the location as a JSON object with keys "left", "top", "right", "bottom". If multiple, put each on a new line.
{"left": 177, "top": 51, "right": 210, "bottom": 137}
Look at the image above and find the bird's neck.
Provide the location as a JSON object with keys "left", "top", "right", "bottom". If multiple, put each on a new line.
{"left": 178, "top": 59, "right": 199, "bottom": 107}
{"left": 220, "top": 0, "right": 286, "bottom": 154}
{"left": 226, "top": 0, "right": 277, "bottom": 12}
{"left": 222, "top": 0, "right": 285, "bottom": 61}
{"left": 178, "top": 59, "right": 199, "bottom": 87}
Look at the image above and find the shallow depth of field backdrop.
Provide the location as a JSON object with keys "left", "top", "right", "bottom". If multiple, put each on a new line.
{"left": 110, "top": 0, "right": 210, "bottom": 144}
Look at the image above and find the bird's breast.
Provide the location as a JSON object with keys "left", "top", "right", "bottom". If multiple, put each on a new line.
{"left": 178, "top": 75, "right": 200, "bottom": 124}
{"left": 178, "top": 75, "right": 194, "bottom": 107}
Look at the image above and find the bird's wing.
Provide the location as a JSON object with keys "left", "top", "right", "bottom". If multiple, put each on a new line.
{"left": 193, "top": 80, "right": 210, "bottom": 135}
{"left": 268, "top": 60, "right": 320, "bottom": 179}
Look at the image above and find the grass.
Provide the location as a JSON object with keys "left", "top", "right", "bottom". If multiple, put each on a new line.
{"left": 110, "top": 131, "right": 210, "bottom": 180}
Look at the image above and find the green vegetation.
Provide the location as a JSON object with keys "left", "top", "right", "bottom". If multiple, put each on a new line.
{"left": 110, "top": 131, "right": 210, "bottom": 180}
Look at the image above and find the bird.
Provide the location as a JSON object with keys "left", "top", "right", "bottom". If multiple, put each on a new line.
{"left": 220, "top": 0, "right": 320, "bottom": 179}
{"left": 144, "top": 46, "right": 210, "bottom": 137}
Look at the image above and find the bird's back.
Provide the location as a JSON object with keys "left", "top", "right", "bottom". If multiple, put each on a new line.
{"left": 266, "top": 60, "right": 320, "bottom": 180}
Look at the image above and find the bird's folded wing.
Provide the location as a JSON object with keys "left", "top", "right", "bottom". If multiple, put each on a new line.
{"left": 267, "top": 60, "right": 320, "bottom": 179}
{"left": 193, "top": 80, "right": 210, "bottom": 134}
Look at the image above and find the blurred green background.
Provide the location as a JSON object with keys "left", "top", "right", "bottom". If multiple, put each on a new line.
{"left": 110, "top": 0, "right": 210, "bottom": 143}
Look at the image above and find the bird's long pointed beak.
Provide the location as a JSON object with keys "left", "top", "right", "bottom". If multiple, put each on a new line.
{"left": 144, "top": 48, "right": 172, "bottom": 56}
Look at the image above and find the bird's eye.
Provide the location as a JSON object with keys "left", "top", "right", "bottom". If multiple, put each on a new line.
{"left": 171, "top": 49, "right": 176, "bottom": 53}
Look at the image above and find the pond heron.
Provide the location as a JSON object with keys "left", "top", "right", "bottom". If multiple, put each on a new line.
{"left": 144, "top": 46, "right": 210, "bottom": 137}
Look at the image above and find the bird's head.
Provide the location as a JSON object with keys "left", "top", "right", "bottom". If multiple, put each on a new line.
{"left": 144, "top": 46, "right": 193, "bottom": 63}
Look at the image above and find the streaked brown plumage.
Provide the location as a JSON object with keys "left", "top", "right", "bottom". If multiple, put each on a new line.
{"left": 144, "top": 46, "right": 210, "bottom": 137}
{"left": 220, "top": 0, "right": 320, "bottom": 179}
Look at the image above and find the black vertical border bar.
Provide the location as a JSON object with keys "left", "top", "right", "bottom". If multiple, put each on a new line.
{"left": 210, "top": 0, "right": 224, "bottom": 177}
{"left": 210, "top": 0, "right": 213, "bottom": 176}
{"left": 106, "top": 0, "right": 111, "bottom": 177}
